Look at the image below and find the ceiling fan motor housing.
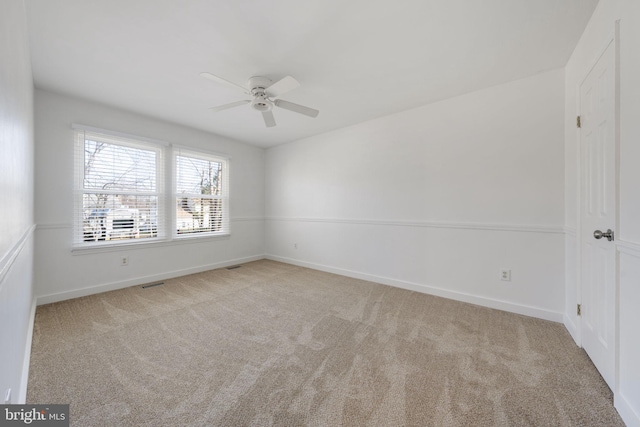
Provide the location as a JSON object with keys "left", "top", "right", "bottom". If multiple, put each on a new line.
{"left": 248, "top": 76, "right": 274, "bottom": 111}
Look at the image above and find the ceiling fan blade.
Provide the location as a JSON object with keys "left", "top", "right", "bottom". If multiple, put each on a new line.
{"left": 209, "top": 100, "right": 250, "bottom": 113}
{"left": 274, "top": 99, "right": 319, "bottom": 118}
{"left": 200, "top": 72, "right": 249, "bottom": 94}
{"left": 265, "top": 76, "right": 300, "bottom": 98}
{"left": 262, "top": 111, "right": 276, "bottom": 128}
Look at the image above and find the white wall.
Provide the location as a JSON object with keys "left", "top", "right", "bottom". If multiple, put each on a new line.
{"left": 0, "top": 0, "right": 35, "bottom": 404}
{"left": 34, "top": 90, "right": 265, "bottom": 303}
{"left": 266, "top": 69, "right": 566, "bottom": 321}
{"left": 564, "top": 0, "right": 640, "bottom": 425}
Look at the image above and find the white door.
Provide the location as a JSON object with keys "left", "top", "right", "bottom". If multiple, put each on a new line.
{"left": 579, "top": 39, "right": 616, "bottom": 390}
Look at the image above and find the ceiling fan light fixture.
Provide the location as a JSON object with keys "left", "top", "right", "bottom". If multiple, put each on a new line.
{"left": 251, "top": 95, "right": 273, "bottom": 112}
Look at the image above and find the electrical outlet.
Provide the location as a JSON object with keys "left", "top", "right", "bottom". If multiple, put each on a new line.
{"left": 121, "top": 256, "right": 129, "bottom": 266}
{"left": 500, "top": 269, "right": 511, "bottom": 281}
{"left": 293, "top": 243, "right": 298, "bottom": 249}
{"left": 4, "top": 388, "right": 11, "bottom": 404}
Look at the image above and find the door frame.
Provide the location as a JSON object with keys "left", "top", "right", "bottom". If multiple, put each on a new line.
{"left": 575, "top": 22, "right": 621, "bottom": 390}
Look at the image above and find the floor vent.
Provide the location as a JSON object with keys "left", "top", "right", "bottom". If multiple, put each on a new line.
{"left": 141, "top": 282, "right": 165, "bottom": 289}
{"left": 226, "top": 265, "right": 242, "bottom": 270}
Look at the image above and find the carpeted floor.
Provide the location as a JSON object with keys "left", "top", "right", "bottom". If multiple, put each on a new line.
{"left": 27, "top": 260, "right": 624, "bottom": 426}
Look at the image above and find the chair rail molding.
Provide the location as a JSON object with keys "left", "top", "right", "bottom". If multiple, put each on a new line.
{"left": 0, "top": 224, "right": 36, "bottom": 284}
{"left": 266, "top": 216, "right": 564, "bottom": 234}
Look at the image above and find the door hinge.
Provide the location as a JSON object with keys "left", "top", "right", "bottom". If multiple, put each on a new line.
{"left": 577, "top": 304, "right": 582, "bottom": 316}
{"left": 576, "top": 115, "right": 581, "bottom": 128}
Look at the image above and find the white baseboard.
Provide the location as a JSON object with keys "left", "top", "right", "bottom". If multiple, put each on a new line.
{"left": 266, "top": 254, "right": 564, "bottom": 323}
{"left": 616, "top": 393, "right": 640, "bottom": 427}
{"left": 36, "top": 255, "right": 265, "bottom": 305}
{"left": 19, "top": 298, "right": 36, "bottom": 404}
{"left": 563, "top": 312, "right": 580, "bottom": 345}
{"left": 36, "top": 252, "right": 565, "bottom": 321}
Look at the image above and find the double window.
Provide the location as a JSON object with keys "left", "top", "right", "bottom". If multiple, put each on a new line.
{"left": 74, "top": 127, "right": 229, "bottom": 248}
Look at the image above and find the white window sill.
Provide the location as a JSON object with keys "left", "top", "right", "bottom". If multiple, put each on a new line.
{"left": 71, "top": 233, "right": 230, "bottom": 255}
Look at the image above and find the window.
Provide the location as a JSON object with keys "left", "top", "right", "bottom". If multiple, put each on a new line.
{"left": 174, "top": 148, "right": 229, "bottom": 237}
{"left": 73, "top": 127, "right": 229, "bottom": 248}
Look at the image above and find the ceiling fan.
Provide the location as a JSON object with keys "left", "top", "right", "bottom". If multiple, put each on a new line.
{"left": 200, "top": 73, "right": 319, "bottom": 128}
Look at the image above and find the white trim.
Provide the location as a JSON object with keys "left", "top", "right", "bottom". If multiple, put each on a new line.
{"left": 617, "top": 240, "right": 640, "bottom": 258}
{"left": 574, "top": 68, "right": 583, "bottom": 347}
{"left": 0, "top": 225, "right": 36, "bottom": 285}
{"left": 564, "top": 229, "right": 579, "bottom": 345}
{"left": 265, "top": 217, "right": 563, "bottom": 234}
{"left": 37, "top": 217, "right": 264, "bottom": 231}
{"left": 70, "top": 234, "right": 230, "bottom": 255}
{"left": 19, "top": 299, "right": 36, "bottom": 404}
{"left": 171, "top": 143, "right": 231, "bottom": 161}
{"left": 36, "top": 254, "right": 265, "bottom": 305}
{"left": 231, "top": 217, "right": 265, "bottom": 222}
{"left": 563, "top": 312, "right": 579, "bottom": 345}
{"left": 266, "top": 254, "right": 563, "bottom": 323}
{"left": 173, "top": 233, "right": 231, "bottom": 243}
{"left": 72, "top": 123, "right": 170, "bottom": 147}
{"left": 36, "top": 223, "right": 71, "bottom": 230}
{"left": 614, "top": 19, "right": 622, "bottom": 405}
{"left": 578, "top": 31, "right": 615, "bottom": 87}
{"left": 615, "top": 393, "right": 640, "bottom": 427}
{"left": 37, "top": 218, "right": 263, "bottom": 256}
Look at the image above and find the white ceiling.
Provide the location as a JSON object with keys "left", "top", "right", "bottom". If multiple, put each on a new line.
{"left": 25, "top": 0, "right": 598, "bottom": 148}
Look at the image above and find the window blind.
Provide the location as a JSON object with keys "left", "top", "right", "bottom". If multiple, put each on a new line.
{"left": 73, "top": 129, "right": 165, "bottom": 246}
{"left": 174, "top": 147, "right": 229, "bottom": 237}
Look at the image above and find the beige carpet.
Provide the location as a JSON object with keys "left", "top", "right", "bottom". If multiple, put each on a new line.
{"left": 27, "top": 260, "right": 624, "bottom": 426}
